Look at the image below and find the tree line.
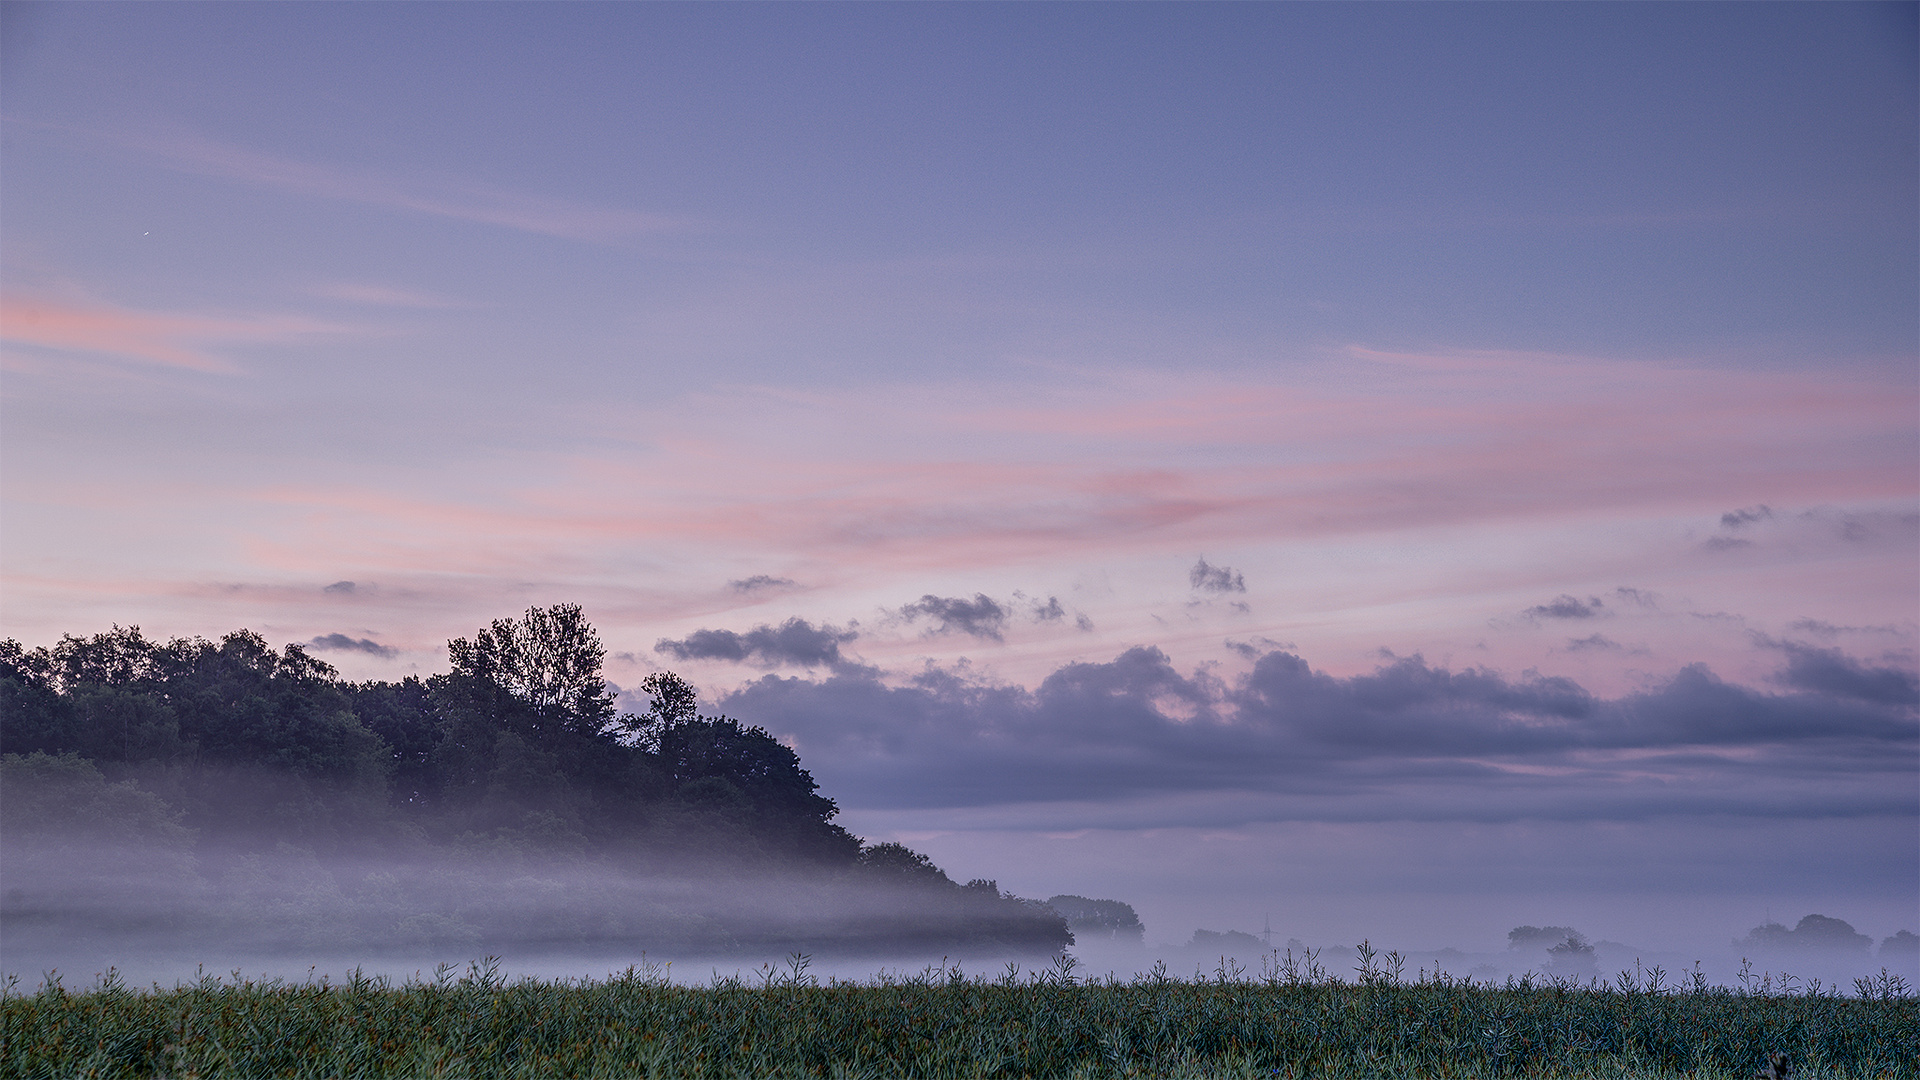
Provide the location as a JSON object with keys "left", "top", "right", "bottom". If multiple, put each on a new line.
{"left": 0, "top": 605, "right": 1070, "bottom": 956}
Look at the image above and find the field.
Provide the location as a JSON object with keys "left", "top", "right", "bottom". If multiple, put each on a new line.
{"left": 4, "top": 952, "right": 1915, "bottom": 1079}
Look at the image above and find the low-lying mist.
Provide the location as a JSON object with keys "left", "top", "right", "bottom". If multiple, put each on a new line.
{"left": 6, "top": 823, "right": 1913, "bottom": 997}
{"left": 1, "top": 832, "right": 1075, "bottom": 989}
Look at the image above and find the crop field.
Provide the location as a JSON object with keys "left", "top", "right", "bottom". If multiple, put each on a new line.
{"left": 4, "top": 952, "right": 1915, "bottom": 1079}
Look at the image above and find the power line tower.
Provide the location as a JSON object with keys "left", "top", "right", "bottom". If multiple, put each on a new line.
{"left": 1262, "top": 912, "right": 1274, "bottom": 948}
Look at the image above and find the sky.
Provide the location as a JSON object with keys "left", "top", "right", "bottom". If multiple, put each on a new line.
{"left": 2, "top": 2, "right": 1916, "bottom": 958}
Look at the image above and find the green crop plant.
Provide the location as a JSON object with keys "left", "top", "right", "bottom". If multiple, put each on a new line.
{"left": 4, "top": 949, "right": 1914, "bottom": 1079}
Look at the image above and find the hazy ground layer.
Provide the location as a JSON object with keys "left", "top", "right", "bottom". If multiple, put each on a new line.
{"left": 6, "top": 962, "right": 1913, "bottom": 1079}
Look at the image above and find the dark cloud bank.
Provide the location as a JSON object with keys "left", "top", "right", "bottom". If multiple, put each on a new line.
{"left": 657, "top": 619, "right": 857, "bottom": 669}
{"left": 712, "top": 643, "right": 1916, "bottom": 826}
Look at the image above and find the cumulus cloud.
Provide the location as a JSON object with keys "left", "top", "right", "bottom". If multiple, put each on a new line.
{"left": 900, "top": 594, "right": 1009, "bottom": 641}
{"left": 1770, "top": 642, "right": 1919, "bottom": 706}
{"left": 720, "top": 643, "right": 1917, "bottom": 824}
{"left": 730, "top": 575, "right": 798, "bottom": 595}
{"left": 1225, "top": 637, "right": 1294, "bottom": 660}
{"left": 655, "top": 618, "right": 856, "bottom": 668}
{"left": 1189, "top": 558, "right": 1246, "bottom": 594}
{"left": 1721, "top": 505, "right": 1773, "bottom": 529}
{"left": 305, "top": 633, "right": 397, "bottom": 659}
{"left": 1525, "top": 595, "right": 1605, "bottom": 620}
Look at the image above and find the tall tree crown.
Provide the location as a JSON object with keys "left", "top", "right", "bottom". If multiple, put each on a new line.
{"left": 448, "top": 604, "right": 614, "bottom": 734}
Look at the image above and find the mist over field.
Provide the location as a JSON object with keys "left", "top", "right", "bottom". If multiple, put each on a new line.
{"left": 3, "top": 2, "right": 1916, "bottom": 1020}
{"left": 4, "top": 762, "right": 1913, "bottom": 995}
{"left": 6, "top": 831, "right": 1915, "bottom": 995}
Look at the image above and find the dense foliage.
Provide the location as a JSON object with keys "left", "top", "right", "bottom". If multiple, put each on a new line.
{"left": 0, "top": 608, "right": 1070, "bottom": 956}
{"left": 4, "top": 958, "right": 1913, "bottom": 1079}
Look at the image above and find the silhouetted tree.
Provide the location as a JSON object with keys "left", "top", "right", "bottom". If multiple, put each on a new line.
{"left": 1546, "top": 932, "right": 1598, "bottom": 976}
{"left": 858, "top": 842, "right": 953, "bottom": 887}
{"left": 1738, "top": 914, "right": 1873, "bottom": 954}
{"left": 1048, "top": 895, "right": 1145, "bottom": 942}
{"left": 447, "top": 603, "right": 615, "bottom": 737}
{"left": 657, "top": 714, "right": 858, "bottom": 862}
{"left": 1508, "top": 925, "right": 1582, "bottom": 952}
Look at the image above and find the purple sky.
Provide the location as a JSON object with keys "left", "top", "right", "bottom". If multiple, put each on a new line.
{"left": 2, "top": 3, "right": 1914, "bottom": 955}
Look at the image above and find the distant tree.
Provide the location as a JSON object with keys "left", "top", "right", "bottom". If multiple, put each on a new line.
{"left": 1880, "top": 930, "right": 1919, "bottom": 963}
{"left": 1546, "top": 932, "right": 1598, "bottom": 976}
{"left": 427, "top": 605, "right": 628, "bottom": 830}
{"left": 1738, "top": 914, "right": 1872, "bottom": 954}
{"left": 6, "top": 627, "right": 387, "bottom": 787}
{"left": 0, "top": 639, "right": 77, "bottom": 756}
{"left": 858, "top": 842, "right": 953, "bottom": 887}
{"left": 162, "top": 630, "right": 388, "bottom": 784}
{"left": 675, "top": 718, "right": 856, "bottom": 857}
{"left": 62, "top": 684, "right": 183, "bottom": 764}
{"left": 1189, "top": 928, "right": 1264, "bottom": 954}
{"left": 612, "top": 671, "right": 698, "bottom": 750}
{"left": 1784, "top": 914, "right": 1873, "bottom": 953}
{"left": 44, "top": 625, "right": 164, "bottom": 688}
{"left": 638, "top": 671, "right": 859, "bottom": 862}
{"left": 1048, "top": 895, "right": 1145, "bottom": 942}
{"left": 640, "top": 671, "right": 698, "bottom": 724}
{"left": 0, "top": 751, "right": 193, "bottom": 849}
{"left": 1508, "top": 925, "right": 1582, "bottom": 952}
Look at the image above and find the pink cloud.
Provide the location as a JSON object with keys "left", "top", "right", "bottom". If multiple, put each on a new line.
{"left": 5, "top": 347, "right": 1910, "bottom": 673}
{"left": 0, "top": 296, "right": 345, "bottom": 373}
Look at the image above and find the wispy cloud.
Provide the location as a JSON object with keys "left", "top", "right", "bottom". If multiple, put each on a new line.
{"left": 0, "top": 295, "right": 342, "bottom": 373}
{"left": 134, "top": 347, "right": 1913, "bottom": 600}
{"left": 104, "top": 125, "right": 696, "bottom": 243}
